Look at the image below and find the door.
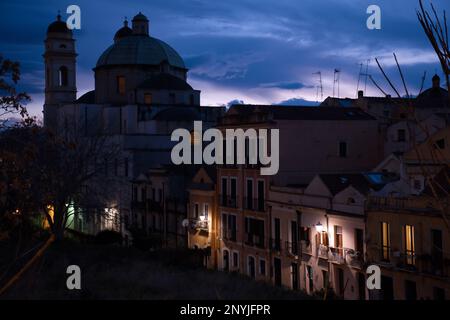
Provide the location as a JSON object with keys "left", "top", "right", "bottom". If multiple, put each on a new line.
{"left": 246, "top": 179, "right": 253, "bottom": 209}
{"left": 223, "top": 250, "right": 229, "bottom": 272}
{"left": 291, "top": 221, "right": 298, "bottom": 254}
{"left": 248, "top": 256, "right": 255, "bottom": 278}
{"left": 274, "top": 218, "right": 281, "bottom": 251}
{"left": 257, "top": 180, "right": 264, "bottom": 211}
{"left": 431, "top": 229, "right": 443, "bottom": 273}
{"left": 355, "top": 228, "right": 364, "bottom": 254}
{"left": 230, "top": 178, "right": 237, "bottom": 207}
{"left": 405, "top": 280, "right": 417, "bottom": 300}
{"left": 221, "top": 178, "right": 227, "bottom": 206}
{"left": 381, "top": 276, "right": 394, "bottom": 300}
{"left": 358, "top": 273, "right": 366, "bottom": 300}
{"left": 274, "top": 258, "right": 282, "bottom": 286}
{"left": 291, "top": 263, "right": 298, "bottom": 290}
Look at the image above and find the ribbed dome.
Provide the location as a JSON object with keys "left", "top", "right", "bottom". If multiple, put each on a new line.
{"left": 96, "top": 35, "right": 186, "bottom": 69}
{"left": 47, "top": 14, "right": 71, "bottom": 34}
{"left": 138, "top": 73, "right": 193, "bottom": 90}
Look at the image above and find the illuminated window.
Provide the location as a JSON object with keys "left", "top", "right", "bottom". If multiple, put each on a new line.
{"left": 117, "top": 76, "right": 126, "bottom": 95}
{"left": 381, "top": 222, "right": 390, "bottom": 261}
{"left": 144, "top": 93, "right": 152, "bottom": 105}
{"left": 58, "top": 66, "right": 68, "bottom": 86}
{"left": 334, "top": 226, "right": 343, "bottom": 256}
{"left": 404, "top": 225, "right": 415, "bottom": 265}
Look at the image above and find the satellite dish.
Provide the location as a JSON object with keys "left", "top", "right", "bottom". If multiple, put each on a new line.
{"left": 181, "top": 219, "right": 189, "bottom": 227}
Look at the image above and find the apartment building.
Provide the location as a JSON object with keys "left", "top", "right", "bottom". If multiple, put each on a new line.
{"left": 366, "top": 185, "right": 450, "bottom": 300}
{"left": 213, "top": 105, "right": 382, "bottom": 284}
{"left": 268, "top": 173, "right": 388, "bottom": 299}
{"left": 187, "top": 167, "right": 218, "bottom": 268}
{"left": 130, "top": 165, "right": 197, "bottom": 248}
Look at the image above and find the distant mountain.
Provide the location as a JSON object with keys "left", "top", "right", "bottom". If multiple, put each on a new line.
{"left": 274, "top": 98, "right": 319, "bottom": 107}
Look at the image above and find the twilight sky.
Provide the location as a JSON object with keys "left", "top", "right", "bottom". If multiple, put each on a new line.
{"left": 0, "top": 0, "right": 449, "bottom": 118}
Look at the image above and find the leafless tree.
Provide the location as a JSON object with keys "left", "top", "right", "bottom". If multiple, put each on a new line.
{"left": 417, "top": 0, "right": 450, "bottom": 106}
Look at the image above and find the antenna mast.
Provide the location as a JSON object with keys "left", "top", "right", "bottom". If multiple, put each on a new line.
{"left": 313, "top": 71, "right": 323, "bottom": 101}
{"left": 333, "top": 69, "right": 341, "bottom": 98}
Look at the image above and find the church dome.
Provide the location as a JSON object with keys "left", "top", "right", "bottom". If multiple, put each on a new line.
{"left": 415, "top": 74, "right": 449, "bottom": 108}
{"left": 47, "top": 14, "right": 71, "bottom": 34}
{"left": 114, "top": 20, "right": 133, "bottom": 42}
{"left": 133, "top": 12, "right": 148, "bottom": 22}
{"left": 138, "top": 73, "right": 193, "bottom": 90}
{"left": 95, "top": 35, "right": 186, "bottom": 69}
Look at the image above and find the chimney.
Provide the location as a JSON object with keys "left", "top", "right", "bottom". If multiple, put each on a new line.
{"left": 358, "top": 90, "right": 364, "bottom": 98}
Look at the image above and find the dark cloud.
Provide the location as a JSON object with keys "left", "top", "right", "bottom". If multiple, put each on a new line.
{"left": 260, "top": 81, "right": 313, "bottom": 90}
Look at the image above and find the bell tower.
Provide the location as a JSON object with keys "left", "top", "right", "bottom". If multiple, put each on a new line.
{"left": 43, "top": 14, "right": 77, "bottom": 129}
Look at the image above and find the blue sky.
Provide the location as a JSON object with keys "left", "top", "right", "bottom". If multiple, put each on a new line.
{"left": 0, "top": 0, "right": 449, "bottom": 118}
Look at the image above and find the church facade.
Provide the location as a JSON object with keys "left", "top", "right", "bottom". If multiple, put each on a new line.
{"left": 43, "top": 12, "right": 224, "bottom": 237}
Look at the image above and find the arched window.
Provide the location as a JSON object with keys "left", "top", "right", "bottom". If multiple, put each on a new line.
{"left": 58, "top": 66, "right": 68, "bottom": 87}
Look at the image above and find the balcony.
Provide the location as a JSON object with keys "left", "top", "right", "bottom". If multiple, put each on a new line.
{"left": 328, "top": 247, "right": 345, "bottom": 264}
{"left": 222, "top": 229, "right": 237, "bottom": 242}
{"left": 418, "top": 253, "right": 449, "bottom": 277}
{"left": 317, "top": 244, "right": 329, "bottom": 259}
{"left": 245, "top": 233, "right": 265, "bottom": 248}
{"left": 243, "top": 197, "right": 265, "bottom": 212}
{"left": 285, "top": 241, "right": 300, "bottom": 256}
{"left": 131, "top": 199, "right": 163, "bottom": 212}
{"left": 345, "top": 249, "right": 364, "bottom": 268}
{"left": 270, "top": 238, "right": 282, "bottom": 252}
{"left": 300, "top": 240, "right": 312, "bottom": 255}
{"left": 220, "top": 195, "right": 239, "bottom": 208}
{"left": 189, "top": 218, "right": 209, "bottom": 231}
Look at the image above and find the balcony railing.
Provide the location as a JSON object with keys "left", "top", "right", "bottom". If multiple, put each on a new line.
{"left": 243, "top": 197, "right": 265, "bottom": 212}
{"left": 221, "top": 229, "right": 237, "bottom": 242}
{"left": 244, "top": 233, "right": 265, "bottom": 248}
{"left": 270, "top": 238, "right": 282, "bottom": 252}
{"left": 329, "top": 247, "right": 345, "bottom": 264}
{"left": 366, "top": 196, "right": 430, "bottom": 211}
{"left": 317, "top": 244, "right": 329, "bottom": 259}
{"left": 300, "top": 240, "right": 312, "bottom": 255}
{"left": 345, "top": 249, "right": 364, "bottom": 268}
{"left": 285, "top": 241, "right": 300, "bottom": 256}
{"left": 220, "top": 195, "right": 239, "bottom": 208}
{"left": 131, "top": 199, "right": 163, "bottom": 212}
{"left": 189, "top": 218, "right": 209, "bottom": 231}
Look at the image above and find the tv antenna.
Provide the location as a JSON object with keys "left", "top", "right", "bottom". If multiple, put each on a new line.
{"left": 333, "top": 69, "right": 341, "bottom": 98}
{"left": 356, "top": 59, "right": 370, "bottom": 97}
{"left": 313, "top": 71, "right": 323, "bottom": 102}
